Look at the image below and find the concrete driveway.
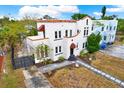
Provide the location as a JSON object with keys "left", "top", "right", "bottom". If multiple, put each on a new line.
{"left": 100, "top": 45, "right": 124, "bottom": 60}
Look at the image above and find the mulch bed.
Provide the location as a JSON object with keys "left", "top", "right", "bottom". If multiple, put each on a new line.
{"left": 35, "top": 60, "right": 64, "bottom": 68}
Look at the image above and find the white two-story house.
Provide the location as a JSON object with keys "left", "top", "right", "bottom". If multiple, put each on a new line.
{"left": 26, "top": 16, "right": 118, "bottom": 63}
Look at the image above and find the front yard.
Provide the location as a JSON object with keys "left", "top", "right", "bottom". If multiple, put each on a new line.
{"left": 45, "top": 65, "right": 119, "bottom": 88}
{"left": 91, "top": 52, "right": 124, "bottom": 80}
{"left": 0, "top": 53, "right": 25, "bottom": 88}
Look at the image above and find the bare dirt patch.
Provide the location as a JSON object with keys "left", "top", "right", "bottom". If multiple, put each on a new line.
{"left": 45, "top": 65, "right": 119, "bottom": 88}
{"left": 91, "top": 52, "right": 124, "bottom": 80}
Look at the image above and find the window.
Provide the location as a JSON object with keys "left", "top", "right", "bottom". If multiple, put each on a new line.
{"left": 114, "top": 26, "right": 116, "bottom": 30}
{"left": 55, "top": 47, "right": 58, "bottom": 53}
{"left": 106, "top": 26, "right": 108, "bottom": 30}
{"left": 70, "top": 30, "right": 72, "bottom": 37}
{"left": 59, "top": 31, "right": 61, "bottom": 38}
{"left": 101, "top": 27, "right": 104, "bottom": 31}
{"left": 83, "top": 43, "right": 85, "bottom": 48}
{"left": 104, "top": 36, "right": 107, "bottom": 40}
{"left": 77, "top": 29, "right": 80, "bottom": 33}
{"left": 92, "top": 25, "right": 94, "bottom": 31}
{"left": 59, "top": 46, "right": 61, "bottom": 52}
{"left": 55, "top": 31, "right": 57, "bottom": 39}
{"left": 65, "top": 30, "right": 68, "bottom": 37}
{"left": 86, "top": 19, "right": 88, "bottom": 25}
{"left": 86, "top": 30, "right": 88, "bottom": 35}
{"left": 84, "top": 30, "right": 86, "bottom": 36}
{"left": 77, "top": 43, "right": 78, "bottom": 49}
{"left": 110, "top": 26, "right": 112, "bottom": 31}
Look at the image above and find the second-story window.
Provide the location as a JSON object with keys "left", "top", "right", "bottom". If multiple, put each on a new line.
{"left": 110, "top": 26, "right": 112, "bottom": 31}
{"left": 65, "top": 30, "right": 68, "bottom": 37}
{"left": 106, "top": 26, "right": 108, "bottom": 30}
{"left": 92, "top": 25, "right": 94, "bottom": 31}
{"left": 102, "top": 27, "right": 104, "bottom": 31}
{"left": 59, "top": 31, "right": 61, "bottom": 38}
{"left": 86, "top": 19, "right": 88, "bottom": 25}
{"left": 55, "top": 31, "right": 57, "bottom": 39}
{"left": 70, "top": 30, "right": 72, "bottom": 37}
{"left": 77, "top": 29, "right": 79, "bottom": 33}
{"left": 84, "top": 30, "right": 86, "bottom": 36}
{"left": 87, "top": 30, "right": 88, "bottom": 35}
{"left": 114, "top": 26, "right": 116, "bottom": 30}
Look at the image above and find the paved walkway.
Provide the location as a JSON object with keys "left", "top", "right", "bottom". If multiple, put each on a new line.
{"left": 38, "top": 60, "right": 74, "bottom": 73}
{"left": 76, "top": 58, "right": 124, "bottom": 88}
{"left": 23, "top": 67, "right": 53, "bottom": 88}
{"left": 100, "top": 45, "right": 124, "bottom": 60}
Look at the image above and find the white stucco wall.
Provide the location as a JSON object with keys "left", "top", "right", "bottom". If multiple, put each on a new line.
{"left": 26, "top": 17, "right": 118, "bottom": 63}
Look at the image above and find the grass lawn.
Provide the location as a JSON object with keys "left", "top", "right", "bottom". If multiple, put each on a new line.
{"left": 45, "top": 65, "right": 119, "bottom": 88}
{"left": 91, "top": 52, "right": 124, "bottom": 80}
{"left": 0, "top": 53, "right": 25, "bottom": 88}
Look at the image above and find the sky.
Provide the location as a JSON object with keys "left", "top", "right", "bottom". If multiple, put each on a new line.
{"left": 0, "top": 5, "right": 124, "bottom": 20}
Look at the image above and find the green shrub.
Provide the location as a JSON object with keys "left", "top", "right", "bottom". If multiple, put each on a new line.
{"left": 87, "top": 33, "right": 102, "bottom": 53}
{"left": 58, "top": 56, "right": 65, "bottom": 62}
{"left": 42, "top": 59, "right": 53, "bottom": 65}
{"left": 80, "top": 50, "right": 88, "bottom": 57}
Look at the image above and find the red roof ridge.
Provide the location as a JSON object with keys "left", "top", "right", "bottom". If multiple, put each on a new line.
{"left": 36, "top": 19, "right": 77, "bottom": 23}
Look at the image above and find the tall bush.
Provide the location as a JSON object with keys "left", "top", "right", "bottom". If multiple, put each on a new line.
{"left": 87, "top": 33, "right": 102, "bottom": 53}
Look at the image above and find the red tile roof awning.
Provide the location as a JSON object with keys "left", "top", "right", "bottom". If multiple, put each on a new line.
{"left": 70, "top": 43, "right": 76, "bottom": 49}
{"left": 38, "top": 25, "right": 45, "bottom": 32}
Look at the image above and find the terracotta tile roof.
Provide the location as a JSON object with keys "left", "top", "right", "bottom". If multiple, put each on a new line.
{"left": 36, "top": 19, "right": 77, "bottom": 23}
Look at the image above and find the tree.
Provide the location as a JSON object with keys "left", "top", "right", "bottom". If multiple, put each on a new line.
{"left": 102, "top": 15, "right": 118, "bottom": 20}
{"left": 87, "top": 33, "right": 102, "bottom": 53}
{"left": 101, "top": 6, "right": 106, "bottom": 19}
{"left": 43, "top": 15, "right": 53, "bottom": 19}
{"left": 117, "top": 19, "right": 124, "bottom": 32}
{"left": 0, "top": 21, "right": 27, "bottom": 68}
{"left": 71, "top": 13, "right": 89, "bottom": 20}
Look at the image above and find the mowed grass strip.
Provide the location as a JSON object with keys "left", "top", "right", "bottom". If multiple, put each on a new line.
{"left": 0, "top": 53, "right": 25, "bottom": 88}
{"left": 91, "top": 52, "right": 124, "bottom": 80}
{"left": 45, "top": 66, "right": 119, "bottom": 88}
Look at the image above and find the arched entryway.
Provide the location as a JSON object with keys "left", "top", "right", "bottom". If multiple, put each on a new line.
{"left": 70, "top": 43, "right": 76, "bottom": 55}
{"left": 68, "top": 43, "right": 77, "bottom": 61}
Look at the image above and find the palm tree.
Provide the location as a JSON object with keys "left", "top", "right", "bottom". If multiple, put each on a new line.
{"left": 36, "top": 44, "right": 51, "bottom": 61}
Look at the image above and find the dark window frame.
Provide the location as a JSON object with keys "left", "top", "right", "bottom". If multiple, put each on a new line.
{"left": 86, "top": 19, "right": 88, "bottom": 25}
{"left": 55, "top": 31, "right": 57, "bottom": 39}
{"left": 55, "top": 47, "right": 58, "bottom": 54}
{"left": 70, "top": 30, "right": 72, "bottom": 37}
{"left": 59, "top": 31, "right": 61, "bottom": 38}
{"left": 65, "top": 30, "right": 68, "bottom": 37}
{"left": 59, "top": 46, "right": 61, "bottom": 52}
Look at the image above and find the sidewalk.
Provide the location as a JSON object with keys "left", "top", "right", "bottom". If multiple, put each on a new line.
{"left": 38, "top": 60, "right": 74, "bottom": 73}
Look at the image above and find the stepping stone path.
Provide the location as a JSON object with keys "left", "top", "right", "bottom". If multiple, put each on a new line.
{"left": 76, "top": 58, "right": 124, "bottom": 88}
{"left": 23, "top": 67, "right": 53, "bottom": 88}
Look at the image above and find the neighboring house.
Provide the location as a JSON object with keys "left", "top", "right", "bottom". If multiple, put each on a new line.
{"left": 26, "top": 16, "right": 118, "bottom": 63}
